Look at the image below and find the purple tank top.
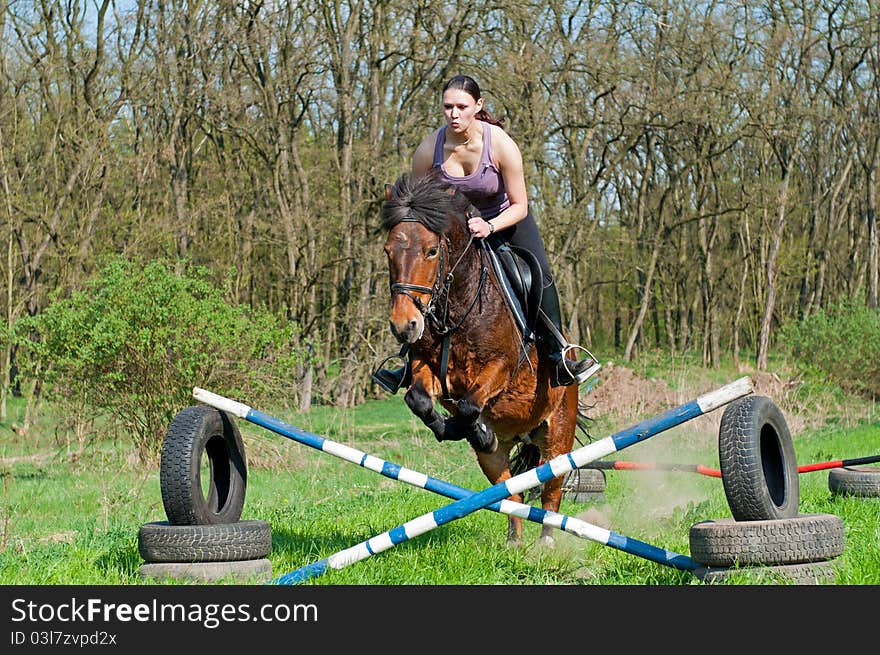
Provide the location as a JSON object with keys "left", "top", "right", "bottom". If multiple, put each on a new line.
{"left": 432, "top": 121, "right": 510, "bottom": 219}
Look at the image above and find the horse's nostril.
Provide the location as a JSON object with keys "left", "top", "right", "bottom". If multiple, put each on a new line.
{"left": 408, "top": 319, "right": 419, "bottom": 331}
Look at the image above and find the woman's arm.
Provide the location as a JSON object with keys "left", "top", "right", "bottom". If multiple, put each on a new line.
{"left": 470, "top": 126, "right": 528, "bottom": 237}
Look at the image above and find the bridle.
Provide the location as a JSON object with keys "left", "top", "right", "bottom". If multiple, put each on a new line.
{"left": 388, "top": 214, "right": 489, "bottom": 398}
{"left": 388, "top": 217, "right": 447, "bottom": 317}
{"left": 389, "top": 216, "right": 487, "bottom": 332}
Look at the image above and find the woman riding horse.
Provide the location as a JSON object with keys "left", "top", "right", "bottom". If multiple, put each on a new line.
{"left": 374, "top": 74, "right": 598, "bottom": 392}
{"left": 379, "top": 172, "right": 586, "bottom": 546}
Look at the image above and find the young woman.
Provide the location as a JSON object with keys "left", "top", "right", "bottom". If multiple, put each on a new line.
{"left": 374, "top": 75, "right": 598, "bottom": 391}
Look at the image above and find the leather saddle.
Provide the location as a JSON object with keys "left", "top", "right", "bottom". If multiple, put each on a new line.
{"left": 483, "top": 239, "right": 544, "bottom": 344}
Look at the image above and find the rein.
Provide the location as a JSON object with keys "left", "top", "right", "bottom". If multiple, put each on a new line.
{"left": 389, "top": 214, "right": 489, "bottom": 399}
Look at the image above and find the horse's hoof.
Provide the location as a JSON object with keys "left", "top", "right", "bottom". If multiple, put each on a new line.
{"left": 538, "top": 535, "right": 556, "bottom": 549}
{"left": 437, "top": 417, "right": 465, "bottom": 443}
{"left": 469, "top": 435, "right": 497, "bottom": 454}
{"left": 468, "top": 422, "right": 497, "bottom": 454}
{"left": 472, "top": 433, "right": 498, "bottom": 454}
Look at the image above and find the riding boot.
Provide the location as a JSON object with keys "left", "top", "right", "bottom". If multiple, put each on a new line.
{"left": 536, "top": 280, "right": 601, "bottom": 387}
{"left": 371, "top": 345, "right": 412, "bottom": 394}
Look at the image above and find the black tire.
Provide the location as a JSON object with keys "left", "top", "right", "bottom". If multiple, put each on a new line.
{"left": 138, "top": 558, "right": 272, "bottom": 584}
{"left": 689, "top": 514, "right": 845, "bottom": 567}
{"left": 526, "top": 466, "right": 606, "bottom": 504}
{"left": 568, "top": 492, "right": 605, "bottom": 504}
{"left": 693, "top": 559, "right": 838, "bottom": 585}
{"left": 138, "top": 520, "right": 271, "bottom": 563}
{"left": 160, "top": 405, "right": 247, "bottom": 525}
{"left": 563, "top": 468, "right": 606, "bottom": 493}
{"left": 828, "top": 466, "right": 880, "bottom": 497}
{"left": 562, "top": 468, "right": 606, "bottom": 504}
{"left": 718, "top": 395, "right": 799, "bottom": 520}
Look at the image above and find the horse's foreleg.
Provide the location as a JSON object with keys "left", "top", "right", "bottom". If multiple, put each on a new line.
{"left": 404, "top": 381, "right": 495, "bottom": 451}
{"left": 444, "top": 362, "right": 510, "bottom": 453}
{"left": 442, "top": 396, "right": 497, "bottom": 453}
{"left": 404, "top": 378, "right": 447, "bottom": 442}
{"left": 474, "top": 447, "right": 524, "bottom": 546}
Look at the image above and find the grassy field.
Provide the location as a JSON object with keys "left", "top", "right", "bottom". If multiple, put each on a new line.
{"left": 1, "top": 360, "right": 878, "bottom": 585}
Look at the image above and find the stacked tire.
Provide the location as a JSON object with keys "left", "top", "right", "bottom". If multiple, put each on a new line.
{"left": 690, "top": 396, "right": 845, "bottom": 585}
{"left": 138, "top": 405, "right": 273, "bottom": 584}
{"left": 562, "top": 467, "right": 606, "bottom": 503}
{"left": 829, "top": 466, "right": 880, "bottom": 498}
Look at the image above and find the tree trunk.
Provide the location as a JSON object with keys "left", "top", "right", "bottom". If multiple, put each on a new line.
{"left": 757, "top": 167, "right": 793, "bottom": 370}
{"left": 624, "top": 217, "right": 664, "bottom": 361}
{"left": 866, "top": 140, "right": 879, "bottom": 309}
{"left": 732, "top": 214, "right": 751, "bottom": 369}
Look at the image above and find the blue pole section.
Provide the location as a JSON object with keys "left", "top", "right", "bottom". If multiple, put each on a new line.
{"left": 195, "top": 377, "right": 752, "bottom": 585}
{"left": 193, "top": 387, "right": 710, "bottom": 573}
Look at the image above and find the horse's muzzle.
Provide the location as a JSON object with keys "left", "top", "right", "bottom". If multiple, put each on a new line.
{"left": 389, "top": 315, "right": 424, "bottom": 344}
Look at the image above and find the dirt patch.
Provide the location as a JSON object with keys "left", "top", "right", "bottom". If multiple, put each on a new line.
{"left": 583, "top": 362, "right": 677, "bottom": 420}
{"left": 581, "top": 362, "right": 822, "bottom": 437}
{"left": 580, "top": 361, "right": 726, "bottom": 437}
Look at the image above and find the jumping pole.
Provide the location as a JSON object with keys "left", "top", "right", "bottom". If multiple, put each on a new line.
{"left": 589, "top": 460, "right": 723, "bottom": 477}
{"left": 242, "top": 375, "right": 753, "bottom": 584}
{"left": 587, "top": 453, "right": 880, "bottom": 478}
{"left": 193, "top": 388, "right": 707, "bottom": 576}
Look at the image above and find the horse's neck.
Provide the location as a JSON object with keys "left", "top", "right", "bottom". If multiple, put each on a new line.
{"left": 445, "top": 222, "right": 480, "bottom": 293}
{"left": 444, "top": 222, "right": 503, "bottom": 320}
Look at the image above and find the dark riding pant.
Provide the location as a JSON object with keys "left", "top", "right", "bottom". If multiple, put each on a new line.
{"left": 486, "top": 210, "right": 553, "bottom": 287}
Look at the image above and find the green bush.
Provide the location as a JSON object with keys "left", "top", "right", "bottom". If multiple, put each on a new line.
{"left": 15, "top": 256, "right": 306, "bottom": 462}
{"left": 778, "top": 295, "right": 880, "bottom": 400}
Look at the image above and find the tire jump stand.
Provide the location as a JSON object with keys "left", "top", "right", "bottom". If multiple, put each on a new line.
{"left": 137, "top": 405, "right": 272, "bottom": 584}
{"left": 689, "top": 396, "right": 846, "bottom": 584}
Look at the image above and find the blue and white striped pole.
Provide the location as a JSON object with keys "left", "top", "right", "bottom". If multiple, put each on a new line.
{"left": 193, "top": 388, "right": 711, "bottom": 574}
{"left": 196, "top": 376, "right": 752, "bottom": 584}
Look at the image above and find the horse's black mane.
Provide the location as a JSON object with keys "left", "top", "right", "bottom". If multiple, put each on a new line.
{"left": 381, "top": 172, "right": 470, "bottom": 233}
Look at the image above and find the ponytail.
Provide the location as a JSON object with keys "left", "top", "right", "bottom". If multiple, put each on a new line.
{"left": 475, "top": 109, "right": 504, "bottom": 127}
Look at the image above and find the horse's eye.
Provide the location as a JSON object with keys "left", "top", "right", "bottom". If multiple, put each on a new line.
{"left": 426, "top": 247, "right": 438, "bottom": 258}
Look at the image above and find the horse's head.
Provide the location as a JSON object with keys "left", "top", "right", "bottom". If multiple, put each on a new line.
{"left": 380, "top": 173, "right": 467, "bottom": 343}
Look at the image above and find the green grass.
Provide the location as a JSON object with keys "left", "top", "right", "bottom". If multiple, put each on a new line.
{"left": 1, "top": 367, "right": 878, "bottom": 586}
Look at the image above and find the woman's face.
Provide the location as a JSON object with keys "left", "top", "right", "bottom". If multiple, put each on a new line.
{"left": 442, "top": 88, "right": 483, "bottom": 135}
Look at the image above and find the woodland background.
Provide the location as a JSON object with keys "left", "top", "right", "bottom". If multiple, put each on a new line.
{"left": 1, "top": 0, "right": 878, "bottom": 415}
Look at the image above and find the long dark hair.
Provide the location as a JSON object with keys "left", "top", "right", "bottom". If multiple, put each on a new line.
{"left": 442, "top": 75, "right": 504, "bottom": 127}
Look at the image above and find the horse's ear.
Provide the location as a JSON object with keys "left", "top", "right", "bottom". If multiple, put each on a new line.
{"left": 384, "top": 184, "right": 393, "bottom": 201}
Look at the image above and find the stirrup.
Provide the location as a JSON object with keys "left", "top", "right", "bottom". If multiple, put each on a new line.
{"left": 552, "top": 345, "right": 601, "bottom": 387}
{"left": 371, "top": 350, "right": 410, "bottom": 394}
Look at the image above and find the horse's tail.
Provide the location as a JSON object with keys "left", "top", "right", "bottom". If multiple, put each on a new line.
{"left": 509, "top": 441, "right": 541, "bottom": 477}
{"left": 510, "top": 397, "right": 594, "bottom": 478}
{"left": 574, "top": 396, "right": 594, "bottom": 448}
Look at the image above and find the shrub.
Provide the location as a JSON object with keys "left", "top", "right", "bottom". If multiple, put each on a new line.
{"left": 15, "top": 256, "right": 306, "bottom": 462}
{"left": 778, "top": 295, "right": 880, "bottom": 400}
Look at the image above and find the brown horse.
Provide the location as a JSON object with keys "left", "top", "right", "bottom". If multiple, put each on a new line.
{"left": 379, "top": 172, "right": 588, "bottom": 546}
